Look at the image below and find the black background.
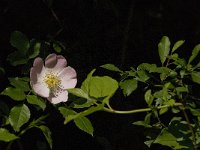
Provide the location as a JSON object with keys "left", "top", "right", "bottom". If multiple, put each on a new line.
{"left": 1, "top": 0, "right": 200, "bottom": 150}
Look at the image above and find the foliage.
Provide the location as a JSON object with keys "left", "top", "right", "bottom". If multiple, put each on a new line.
{"left": 1, "top": 31, "right": 200, "bottom": 149}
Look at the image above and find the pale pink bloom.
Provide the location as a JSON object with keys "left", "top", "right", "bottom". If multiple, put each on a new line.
{"left": 30, "top": 54, "right": 77, "bottom": 104}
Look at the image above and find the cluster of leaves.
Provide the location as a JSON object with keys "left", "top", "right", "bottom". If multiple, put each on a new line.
{"left": 60, "top": 36, "right": 200, "bottom": 149}
{"left": 2, "top": 31, "right": 200, "bottom": 150}
{"left": 7, "top": 31, "right": 65, "bottom": 66}
{"left": 59, "top": 69, "right": 118, "bottom": 135}
{"left": 0, "top": 77, "right": 52, "bottom": 148}
{"left": 102, "top": 37, "right": 200, "bottom": 149}
{"left": 0, "top": 31, "right": 67, "bottom": 149}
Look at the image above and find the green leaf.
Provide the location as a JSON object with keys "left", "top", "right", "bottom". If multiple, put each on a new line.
{"left": 29, "top": 115, "right": 48, "bottom": 127}
{"left": 67, "top": 88, "right": 89, "bottom": 100}
{"left": 28, "top": 40, "right": 41, "bottom": 59}
{"left": 175, "top": 86, "right": 188, "bottom": 95}
{"left": 53, "top": 41, "right": 65, "bottom": 53}
{"left": 127, "top": 70, "right": 136, "bottom": 77}
{"left": 74, "top": 116, "right": 94, "bottom": 136}
{"left": 58, "top": 107, "right": 77, "bottom": 118}
{"left": 154, "top": 86, "right": 171, "bottom": 104}
{"left": 133, "top": 121, "right": 151, "bottom": 128}
{"left": 166, "top": 99, "right": 175, "bottom": 106}
{"left": 37, "top": 125, "right": 52, "bottom": 149}
{"left": 195, "top": 61, "right": 200, "bottom": 68}
{"left": 152, "top": 67, "right": 177, "bottom": 81}
{"left": 137, "top": 70, "right": 150, "bottom": 82}
{"left": 137, "top": 63, "right": 157, "bottom": 72}
{"left": 1, "top": 87, "right": 26, "bottom": 101}
{"left": 59, "top": 107, "right": 94, "bottom": 136}
{"left": 145, "top": 90, "right": 153, "bottom": 106}
{"left": 172, "top": 40, "right": 185, "bottom": 53}
{"left": 26, "top": 95, "right": 46, "bottom": 110}
{"left": 81, "top": 69, "right": 96, "bottom": 93}
{"left": 171, "top": 107, "right": 180, "bottom": 114}
{"left": 144, "top": 140, "right": 154, "bottom": 148}
{"left": 9, "top": 104, "right": 30, "bottom": 132}
{"left": 144, "top": 113, "right": 152, "bottom": 125}
{"left": 191, "top": 72, "right": 200, "bottom": 84}
{"left": 154, "top": 128, "right": 188, "bottom": 149}
{"left": 19, "top": 77, "right": 30, "bottom": 82}
{"left": 67, "top": 88, "right": 96, "bottom": 108}
{"left": 89, "top": 76, "right": 118, "bottom": 100}
{"left": 173, "top": 58, "right": 187, "bottom": 67}
{"left": 71, "top": 98, "right": 95, "bottom": 108}
{"left": 158, "top": 36, "right": 171, "bottom": 65}
{"left": 168, "top": 53, "right": 179, "bottom": 60}
{"left": 133, "top": 113, "right": 152, "bottom": 128}
{"left": 188, "top": 44, "right": 200, "bottom": 64}
{"left": 189, "top": 108, "right": 200, "bottom": 117}
{"left": 10, "top": 31, "right": 30, "bottom": 54}
{"left": 8, "top": 77, "right": 30, "bottom": 92}
{"left": 0, "top": 67, "right": 5, "bottom": 74}
{"left": 7, "top": 51, "right": 28, "bottom": 66}
{"left": 180, "top": 70, "right": 186, "bottom": 78}
{"left": 64, "top": 105, "right": 104, "bottom": 124}
{"left": 0, "top": 128, "right": 19, "bottom": 142}
{"left": 120, "top": 79, "right": 137, "bottom": 96}
{"left": 100, "top": 64, "right": 123, "bottom": 72}
{"left": 167, "top": 118, "right": 193, "bottom": 149}
{"left": 159, "top": 107, "right": 168, "bottom": 115}
{"left": 154, "top": 128, "right": 177, "bottom": 145}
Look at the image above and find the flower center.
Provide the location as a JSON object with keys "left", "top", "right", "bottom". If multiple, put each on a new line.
{"left": 44, "top": 73, "right": 61, "bottom": 89}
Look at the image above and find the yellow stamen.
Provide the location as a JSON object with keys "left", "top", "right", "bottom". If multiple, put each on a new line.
{"left": 44, "top": 73, "right": 61, "bottom": 89}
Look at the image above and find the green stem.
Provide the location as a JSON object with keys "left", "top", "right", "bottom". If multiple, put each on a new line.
{"left": 17, "top": 140, "right": 23, "bottom": 150}
{"left": 182, "top": 109, "right": 197, "bottom": 150}
{"left": 6, "top": 142, "right": 13, "bottom": 150}
{"left": 103, "top": 103, "right": 183, "bottom": 114}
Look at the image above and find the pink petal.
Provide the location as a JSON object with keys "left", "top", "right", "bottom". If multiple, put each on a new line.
{"left": 55, "top": 55, "right": 67, "bottom": 69}
{"left": 33, "top": 57, "right": 44, "bottom": 73}
{"left": 48, "top": 90, "right": 68, "bottom": 104}
{"left": 45, "top": 53, "right": 57, "bottom": 68}
{"left": 30, "top": 67, "right": 37, "bottom": 84}
{"left": 58, "top": 66, "right": 77, "bottom": 80}
{"left": 61, "top": 78, "right": 77, "bottom": 89}
{"left": 30, "top": 65, "right": 45, "bottom": 85}
{"left": 32, "top": 82, "right": 50, "bottom": 97}
{"left": 52, "top": 55, "right": 68, "bottom": 73}
{"left": 58, "top": 67, "right": 77, "bottom": 89}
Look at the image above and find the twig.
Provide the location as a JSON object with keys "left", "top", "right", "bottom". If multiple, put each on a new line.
{"left": 50, "top": 8, "right": 63, "bottom": 28}
{"left": 43, "top": 0, "right": 64, "bottom": 38}
{"left": 182, "top": 109, "right": 197, "bottom": 150}
{"left": 50, "top": 8, "right": 64, "bottom": 38}
{"left": 17, "top": 140, "right": 24, "bottom": 150}
{"left": 6, "top": 142, "right": 13, "bottom": 150}
{"left": 120, "top": 1, "right": 135, "bottom": 67}
{"left": 103, "top": 103, "right": 183, "bottom": 114}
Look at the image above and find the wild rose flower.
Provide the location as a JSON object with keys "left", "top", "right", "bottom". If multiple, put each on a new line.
{"left": 30, "top": 54, "right": 77, "bottom": 104}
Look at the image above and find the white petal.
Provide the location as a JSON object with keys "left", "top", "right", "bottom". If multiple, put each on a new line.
{"left": 33, "top": 57, "right": 44, "bottom": 71}
{"left": 30, "top": 57, "right": 45, "bottom": 84}
{"left": 48, "top": 90, "right": 68, "bottom": 104}
{"left": 54, "top": 55, "right": 67, "bottom": 71}
{"left": 30, "top": 67, "right": 38, "bottom": 84}
{"left": 58, "top": 66, "right": 77, "bottom": 80}
{"left": 32, "top": 82, "right": 50, "bottom": 97}
{"left": 61, "top": 78, "right": 77, "bottom": 89}
{"left": 45, "top": 54, "right": 57, "bottom": 68}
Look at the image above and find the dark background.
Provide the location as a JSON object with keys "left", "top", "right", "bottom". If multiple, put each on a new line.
{"left": 1, "top": 0, "right": 200, "bottom": 150}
